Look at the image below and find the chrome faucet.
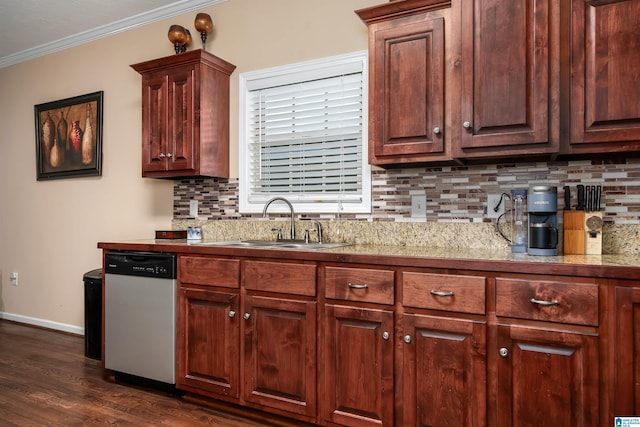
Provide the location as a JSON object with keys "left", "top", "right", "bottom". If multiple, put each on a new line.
{"left": 312, "top": 220, "right": 323, "bottom": 244}
{"left": 262, "top": 197, "right": 296, "bottom": 240}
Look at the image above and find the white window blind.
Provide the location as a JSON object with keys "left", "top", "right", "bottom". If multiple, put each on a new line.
{"left": 239, "top": 51, "right": 371, "bottom": 214}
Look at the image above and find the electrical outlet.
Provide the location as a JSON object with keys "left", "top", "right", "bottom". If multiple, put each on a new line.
{"left": 487, "top": 194, "right": 505, "bottom": 219}
{"left": 10, "top": 272, "right": 18, "bottom": 286}
{"left": 189, "top": 199, "right": 198, "bottom": 217}
{"left": 411, "top": 195, "right": 427, "bottom": 218}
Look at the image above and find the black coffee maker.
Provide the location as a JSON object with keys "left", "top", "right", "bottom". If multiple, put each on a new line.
{"left": 528, "top": 185, "right": 558, "bottom": 256}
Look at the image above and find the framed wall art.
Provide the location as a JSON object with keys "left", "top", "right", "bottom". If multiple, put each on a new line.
{"left": 35, "top": 91, "right": 103, "bottom": 180}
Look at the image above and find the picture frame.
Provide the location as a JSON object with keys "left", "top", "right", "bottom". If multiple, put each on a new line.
{"left": 35, "top": 91, "right": 103, "bottom": 180}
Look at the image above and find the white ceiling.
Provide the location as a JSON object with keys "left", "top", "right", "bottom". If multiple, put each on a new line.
{"left": 0, "top": 0, "right": 225, "bottom": 68}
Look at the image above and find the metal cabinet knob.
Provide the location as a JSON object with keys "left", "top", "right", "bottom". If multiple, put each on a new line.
{"left": 499, "top": 347, "right": 509, "bottom": 358}
{"left": 404, "top": 335, "right": 412, "bottom": 344}
{"left": 243, "top": 313, "right": 251, "bottom": 320}
{"left": 382, "top": 331, "right": 390, "bottom": 341}
{"left": 228, "top": 311, "right": 236, "bottom": 318}
{"left": 463, "top": 121, "right": 472, "bottom": 129}
{"left": 433, "top": 127, "right": 441, "bottom": 135}
{"left": 158, "top": 153, "right": 166, "bottom": 159}
{"left": 166, "top": 153, "right": 173, "bottom": 158}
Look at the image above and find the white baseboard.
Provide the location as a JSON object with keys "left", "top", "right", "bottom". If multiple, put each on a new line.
{"left": 0, "top": 312, "right": 83, "bottom": 336}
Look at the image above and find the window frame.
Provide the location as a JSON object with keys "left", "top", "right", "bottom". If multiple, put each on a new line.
{"left": 238, "top": 50, "right": 371, "bottom": 214}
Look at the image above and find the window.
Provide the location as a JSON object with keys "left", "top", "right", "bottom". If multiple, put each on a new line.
{"left": 239, "top": 51, "right": 370, "bottom": 214}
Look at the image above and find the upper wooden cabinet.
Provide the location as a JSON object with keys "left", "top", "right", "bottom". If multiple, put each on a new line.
{"left": 131, "top": 50, "right": 236, "bottom": 178}
{"left": 357, "top": 0, "right": 560, "bottom": 165}
{"left": 358, "top": 2, "right": 455, "bottom": 164}
{"left": 457, "top": 0, "right": 560, "bottom": 159}
{"left": 566, "top": 0, "right": 640, "bottom": 154}
{"left": 360, "top": 0, "right": 640, "bottom": 164}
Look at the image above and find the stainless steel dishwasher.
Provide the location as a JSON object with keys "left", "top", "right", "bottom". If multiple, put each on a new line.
{"left": 104, "top": 251, "right": 176, "bottom": 385}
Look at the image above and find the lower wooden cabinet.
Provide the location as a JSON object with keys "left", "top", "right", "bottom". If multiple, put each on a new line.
{"left": 494, "top": 276, "right": 600, "bottom": 426}
{"left": 614, "top": 285, "right": 640, "bottom": 416}
{"left": 323, "top": 304, "right": 395, "bottom": 427}
{"left": 402, "top": 313, "right": 487, "bottom": 427}
{"left": 176, "top": 255, "right": 318, "bottom": 423}
{"left": 174, "top": 254, "right": 611, "bottom": 427}
{"left": 176, "top": 287, "right": 240, "bottom": 398}
{"left": 243, "top": 295, "right": 317, "bottom": 418}
{"left": 494, "top": 323, "right": 599, "bottom": 426}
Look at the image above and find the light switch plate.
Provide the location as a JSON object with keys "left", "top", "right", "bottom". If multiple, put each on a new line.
{"left": 189, "top": 199, "right": 198, "bottom": 217}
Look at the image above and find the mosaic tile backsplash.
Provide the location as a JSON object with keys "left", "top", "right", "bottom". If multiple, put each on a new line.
{"left": 173, "top": 159, "right": 640, "bottom": 254}
{"left": 174, "top": 158, "right": 640, "bottom": 224}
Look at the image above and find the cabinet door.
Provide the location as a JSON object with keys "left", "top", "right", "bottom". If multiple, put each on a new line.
{"left": 323, "top": 304, "right": 394, "bottom": 427}
{"left": 569, "top": 0, "right": 640, "bottom": 151}
{"left": 166, "top": 66, "right": 195, "bottom": 172}
{"left": 614, "top": 286, "right": 640, "bottom": 416}
{"left": 495, "top": 323, "right": 599, "bottom": 426}
{"left": 369, "top": 12, "right": 447, "bottom": 164}
{"left": 402, "top": 313, "right": 486, "bottom": 427}
{"left": 243, "top": 295, "right": 317, "bottom": 418}
{"left": 141, "top": 73, "right": 168, "bottom": 173}
{"left": 458, "top": 0, "right": 559, "bottom": 156}
{"left": 176, "top": 287, "right": 240, "bottom": 399}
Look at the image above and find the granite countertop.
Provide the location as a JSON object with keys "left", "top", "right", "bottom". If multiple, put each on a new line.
{"left": 98, "top": 238, "right": 640, "bottom": 281}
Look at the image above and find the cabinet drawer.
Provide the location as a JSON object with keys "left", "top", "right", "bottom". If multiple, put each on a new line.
{"left": 179, "top": 256, "right": 240, "bottom": 288}
{"left": 243, "top": 261, "right": 316, "bottom": 296}
{"left": 495, "top": 278, "right": 598, "bottom": 326}
{"left": 325, "top": 266, "right": 394, "bottom": 305}
{"left": 402, "top": 272, "right": 486, "bottom": 315}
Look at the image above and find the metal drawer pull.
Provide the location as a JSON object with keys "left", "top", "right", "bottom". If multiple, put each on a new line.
{"left": 530, "top": 298, "right": 560, "bottom": 307}
{"left": 499, "top": 347, "right": 509, "bottom": 358}
{"left": 404, "top": 335, "right": 412, "bottom": 344}
{"left": 348, "top": 282, "right": 368, "bottom": 289}
{"left": 243, "top": 313, "right": 251, "bottom": 320}
{"left": 430, "top": 290, "right": 455, "bottom": 297}
{"left": 382, "top": 332, "right": 390, "bottom": 340}
{"left": 228, "top": 311, "right": 236, "bottom": 318}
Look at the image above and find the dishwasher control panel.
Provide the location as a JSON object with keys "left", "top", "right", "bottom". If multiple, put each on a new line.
{"left": 104, "top": 251, "right": 176, "bottom": 279}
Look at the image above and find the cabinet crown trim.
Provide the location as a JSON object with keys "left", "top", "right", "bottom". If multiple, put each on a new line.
{"left": 356, "top": 0, "right": 451, "bottom": 24}
{"left": 131, "top": 49, "right": 236, "bottom": 75}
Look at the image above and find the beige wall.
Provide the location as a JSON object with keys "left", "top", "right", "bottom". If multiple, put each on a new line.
{"left": 0, "top": 0, "right": 379, "bottom": 331}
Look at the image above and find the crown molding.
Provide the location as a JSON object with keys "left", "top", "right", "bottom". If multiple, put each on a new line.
{"left": 0, "top": 0, "right": 226, "bottom": 69}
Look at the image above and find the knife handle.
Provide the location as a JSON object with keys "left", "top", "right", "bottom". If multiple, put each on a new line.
{"left": 576, "top": 184, "right": 585, "bottom": 210}
{"left": 596, "top": 185, "right": 602, "bottom": 211}
{"left": 563, "top": 186, "right": 571, "bottom": 210}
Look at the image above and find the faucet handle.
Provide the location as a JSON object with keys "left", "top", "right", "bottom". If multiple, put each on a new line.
{"left": 271, "top": 227, "right": 283, "bottom": 240}
{"left": 304, "top": 228, "right": 317, "bottom": 244}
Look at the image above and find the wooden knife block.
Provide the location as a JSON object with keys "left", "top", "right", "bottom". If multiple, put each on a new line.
{"left": 563, "top": 211, "right": 602, "bottom": 255}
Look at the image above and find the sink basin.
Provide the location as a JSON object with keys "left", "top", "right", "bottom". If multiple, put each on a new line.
{"left": 274, "top": 242, "right": 351, "bottom": 250}
{"left": 191, "top": 240, "right": 351, "bottom": 251}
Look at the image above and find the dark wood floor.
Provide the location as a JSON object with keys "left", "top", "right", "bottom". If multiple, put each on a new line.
{"left": 0, "top": 320, "right": 307, "bottom": 426}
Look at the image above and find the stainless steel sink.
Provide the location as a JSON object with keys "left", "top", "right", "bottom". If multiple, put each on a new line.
{"left": 271, "top": 242, "right": 351, "bottom": 251}
{"left": 191, "top": 240, "right": 350, "bottom": 251}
